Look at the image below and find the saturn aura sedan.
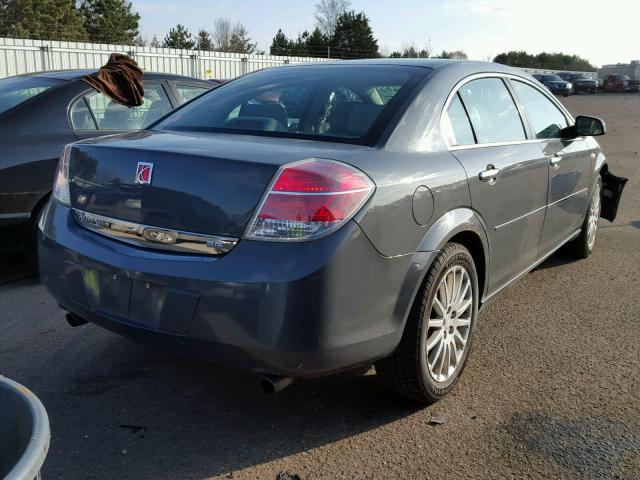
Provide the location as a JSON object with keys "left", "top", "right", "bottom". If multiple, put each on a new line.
{"left": 39, "top": 59, "right": 627, "bottom": 402}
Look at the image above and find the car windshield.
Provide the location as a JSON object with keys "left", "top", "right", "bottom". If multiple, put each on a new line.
{"left": 0, "top": 76, "right": 63, "bottom": 115}
{"left": 156, "top": 65, "right": 426, "bottom": 145}
{"left": 570, "top": 74, "right": 589, "bottom": 79}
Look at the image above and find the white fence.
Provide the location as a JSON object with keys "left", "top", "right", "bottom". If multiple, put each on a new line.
{"left": 0, "top": 37, "right": 598, "bottom": 81}
{"left": 0, "top": 37, "right": 329, "bottom": 80}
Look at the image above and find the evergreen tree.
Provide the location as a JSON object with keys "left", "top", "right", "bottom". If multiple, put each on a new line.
{"left": 270, "top": 29, "right": 293, "bottom": 56}
{"left": 228, "top": 24, "right": 256, "bottom": 54}
{"left": 79, "top": 0, "right": 140, "bottom": 44}
{"left": 2, "top": 0, "right": 88, "bottom": 41}
{"left": 270, "top": 27, "right": 329, "bottom": 58}
{"left": 330, "top": 11, "right": 378, "bottom": 59}
{"left": 493, "top": 50, "right": 595, "bottom": 71}
{"left": 163, "top": 24, "right": 194, "bottom": 49}
{"left": 305, "top": 27, "right": 329, "bottom": 58}
{"left": 149, "top": 34, "right": 160, "bottom": 48}
{"left": 435, "top": 49, "right": 467, "bottom": 60}
{"left": 195, "top": 29, "right": 213, "bottom": 51}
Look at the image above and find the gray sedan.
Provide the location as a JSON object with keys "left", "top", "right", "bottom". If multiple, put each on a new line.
{"left": 39, "top": 59, "right": 627, "bottom": 402}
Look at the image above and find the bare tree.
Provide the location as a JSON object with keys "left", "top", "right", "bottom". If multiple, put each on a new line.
{"left": 314, "top": 0, "right": 351, "bottom": 38}
{"left": 212, "top": 17, "right": 256, "bottom": 53}
{"left": 212, "top": 17, "right": 233, "bottom": 51}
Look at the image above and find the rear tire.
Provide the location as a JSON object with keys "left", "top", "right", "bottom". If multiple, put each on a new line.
{"left": 565, "top": 177, "right": 601, "bottom": 259}
{"left": 376, "top": 243, "right": 478, "bottom": 403}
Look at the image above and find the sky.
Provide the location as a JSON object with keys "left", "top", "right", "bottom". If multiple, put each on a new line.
{"left": 133, "top": 0, "right": 638, "bottom": 67}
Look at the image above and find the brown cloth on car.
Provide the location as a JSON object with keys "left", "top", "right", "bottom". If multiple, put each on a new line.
{"left": 81, "top": 53, "right": 144, "bottom": 107}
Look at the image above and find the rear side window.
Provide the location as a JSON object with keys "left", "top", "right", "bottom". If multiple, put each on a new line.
{"left": 0, "top": 76, "right": 62, "bottom": 115}
{"left": 442, "top": 93, "right": 475, "bottom": 146}
{"left": 71, "top": 83, "right": 172, "bottom": 130}
{"left": 511, "top": 80, "right": 568, "bottom": 139}
{"left": 458, "top": 78, "right": 526, "bottom": 144}
{"left": 175, "top": 84, "right": 210, "bottom": 103}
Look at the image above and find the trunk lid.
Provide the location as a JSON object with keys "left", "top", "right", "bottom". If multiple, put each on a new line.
{"left": 68, "top": 130, "right": 369, "bottom": 239}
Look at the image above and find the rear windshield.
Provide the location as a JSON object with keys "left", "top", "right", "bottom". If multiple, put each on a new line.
{"left": 0, "top": 76, "right": 62, "bottom": 115}
{"left": 156, "top": 65, "right": 426, "bottom": 144}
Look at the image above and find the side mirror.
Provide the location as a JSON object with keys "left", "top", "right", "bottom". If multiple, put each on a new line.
{"left": 561, "top": 115, "right": 606, "bottom": 138}
{"left": 575, "top": 115, "right": 606, "bottom": 136}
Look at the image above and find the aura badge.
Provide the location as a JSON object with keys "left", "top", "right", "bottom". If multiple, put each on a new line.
{"left": 135, "top": 162, "right": 154, "bottom": 185}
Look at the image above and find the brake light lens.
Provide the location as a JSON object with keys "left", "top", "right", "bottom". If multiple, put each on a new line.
{"left": 246, "top": 159, "right": 374, "bottom": 241}
{"left": 52, "top": 145, "right": 71, "bottom": 206}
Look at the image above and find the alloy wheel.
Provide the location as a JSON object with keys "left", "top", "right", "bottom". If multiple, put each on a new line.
{"left": 587, "top": 182, "right": 601, "bottom": 251}
{"left": 426, "top": 265, "right": 474, "bottom": 383}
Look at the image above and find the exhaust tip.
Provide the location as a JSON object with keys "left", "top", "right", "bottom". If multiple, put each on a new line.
{"left": 260, "top": 375, "right": 295, "bottom": 394}
{"left": 65, "top": 312, "right": 88, "bottom": 327}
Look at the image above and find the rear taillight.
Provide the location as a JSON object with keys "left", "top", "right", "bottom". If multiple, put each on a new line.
{"left": 246, "top": 159, "right": 374, "bottom": 241}
{"left": 52, "top": 145, "right": 71, "bottom": 206}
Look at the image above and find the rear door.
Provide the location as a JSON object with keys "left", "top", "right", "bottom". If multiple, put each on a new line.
{"left": 445, "top": 77, "right": 549, "bottom": 294}
{"left": 510, "top": 79, "right": 596, "bottom": 256}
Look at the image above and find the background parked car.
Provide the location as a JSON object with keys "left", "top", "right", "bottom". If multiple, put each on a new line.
{"left": 557, "top": 72, "right": 598, "bottom": 94}
{"left": 532, "top": 74, "right": 573, "bottom": 96}
{"left": 0, "top": 70, "right": 213, "bottom": 261}
{"left": 602, "top": 74, "right": 640, "bottom": 93}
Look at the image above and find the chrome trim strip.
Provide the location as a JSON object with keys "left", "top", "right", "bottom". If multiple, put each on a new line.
{"left": 547, "top": 187, "right": 589, "bottom": 208}
{"left": 493, "top": 187, "right": 589, "bottom": 231}
{"left": 72, "top": 209, "right": 238, "bottom": 255}
{"left": 441, "top": 72, "right": 576, "bottom": 151}
{"left": 494, "top": 204, "right": 547, "bottom": 230}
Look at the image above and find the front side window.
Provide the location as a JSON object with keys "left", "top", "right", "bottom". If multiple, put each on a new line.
{"left": 71, "top": 83, "right": 172, "bottom": 131}
{"left": 511, "top": 80, "right": 568, "bottom": 139}
{"left": 0, "top": 76, "right": 62, "bottom": 115}
{"left": 156, "top": 65, "right": 425, "bottom": 144}
{"left": 442, "top": 93, "right": 475, "bottom": 146}
{"left": 458, "top": 78, "right": 526, "bottom": 144}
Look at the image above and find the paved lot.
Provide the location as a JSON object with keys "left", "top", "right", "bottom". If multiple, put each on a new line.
{"left": 1, "top": 94, "right": 639, "bottom": 480}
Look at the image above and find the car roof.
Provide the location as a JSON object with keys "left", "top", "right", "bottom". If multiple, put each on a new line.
{"left": 279, "top": 58, "right": 530, "bottom": 77}
{"left": 23, "top": 69, "right": 206, "bottom": 83}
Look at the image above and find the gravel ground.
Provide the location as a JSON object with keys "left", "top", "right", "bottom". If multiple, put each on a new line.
{"left": 0, "top": 93, "right": 638, "bottom": 480}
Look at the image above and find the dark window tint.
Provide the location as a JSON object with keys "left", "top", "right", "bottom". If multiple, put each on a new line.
{"left": 511, "top": 81, "right": 568, "bottom": 139}
{"left": 458, "top": 78, "right": 526, "bottom": 144}
{"left": 156, "top": 65, "right": 424, "bottom": 144}
{"left": 443, "top": 93, "right": 475, "bottom": 146}
{"left": 72, "top": 83, "right": 172, "bottom": 130}
{"left": 0, "top": 76, "right": 62, "bottom": 115}
{"left": 175, "top": 84, "right": 210, "bottom": 103}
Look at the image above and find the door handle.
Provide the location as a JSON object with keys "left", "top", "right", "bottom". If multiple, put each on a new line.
{"left": 479, "top": 165, "right": 500, "bottom": 183}
{"left": 548, "top": 155, "right": 562, "bottom": 169}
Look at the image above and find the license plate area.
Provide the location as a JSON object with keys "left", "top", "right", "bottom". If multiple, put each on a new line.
{"left": 75, "top": 267, "right": 199, "bottom": 334}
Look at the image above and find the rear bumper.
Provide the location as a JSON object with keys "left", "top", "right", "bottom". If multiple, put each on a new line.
{"left": 39, "top": 201, "right": 430, "bottom": 377}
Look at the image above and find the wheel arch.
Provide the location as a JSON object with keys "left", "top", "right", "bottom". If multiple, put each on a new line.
{"left": 392, "top": 208, "right": 490, "bottom": 346}
{"left": 417, "top": 208, "right": 490, "bottom": 300}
